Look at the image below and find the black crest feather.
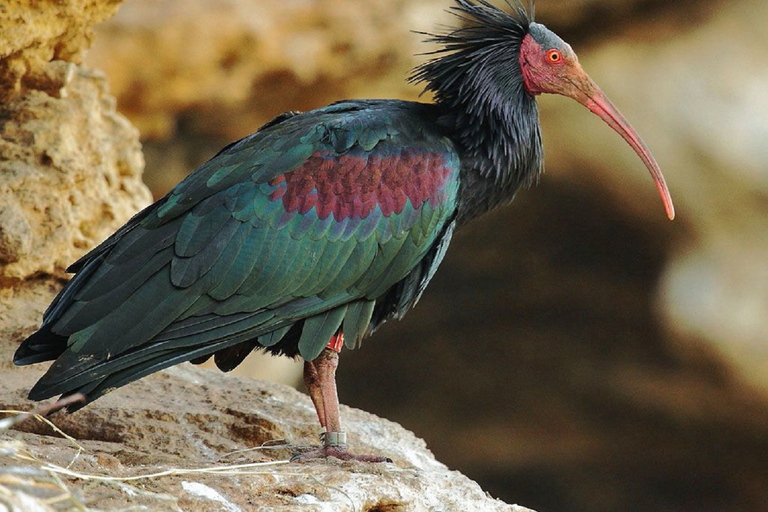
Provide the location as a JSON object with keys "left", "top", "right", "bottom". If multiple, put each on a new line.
{"left": 411, "top": 0, "right": 542, "bottom": 220}
{"left": 411, "top": 0, "right": 532, "bottom": 104}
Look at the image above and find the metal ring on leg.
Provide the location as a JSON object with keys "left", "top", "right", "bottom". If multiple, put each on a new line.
{"left": 321, "top": 431, "right": 347, "bottom": 447}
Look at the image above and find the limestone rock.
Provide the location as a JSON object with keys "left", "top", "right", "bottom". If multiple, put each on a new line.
{"left": 0, "top": 62, "right": 151, "bottom": 280}
{"left": 0, "top": 0, "right": 152, "bottom": 281}
{"left": 1, "top": 359, "right": 531, "bottom": 511}
{"left": 0, "top": 0, "right": 122, "bottom": 100}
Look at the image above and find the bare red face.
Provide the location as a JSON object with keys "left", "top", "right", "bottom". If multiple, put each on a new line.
{"left": 519, "top": 23, "right": 675, "bottom": 220}
{"left": 519, "top": 26, "right": 580, "bottom": 97}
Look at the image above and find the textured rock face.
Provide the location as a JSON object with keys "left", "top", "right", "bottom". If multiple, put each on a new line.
{"left": 0, "top": 0, "right": 122, "bottom": 100}
{"left": 0, "top": 1, "right": 152, "bottom": 383}
{"left": 1, "top": 353, "right": 529, "bottom": 511}
{"left": 0, "top": 1, "right": 151, "bottom": 280}
{"left": 0, "top": 64, "right": 151, "bottom": 279}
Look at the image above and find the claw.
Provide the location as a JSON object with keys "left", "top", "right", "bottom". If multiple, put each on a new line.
{"left": 291, "top": 444, "right": 392, "bottom": 463}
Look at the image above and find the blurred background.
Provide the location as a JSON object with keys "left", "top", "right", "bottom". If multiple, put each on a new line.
{"left": 85, "top": 1, "right": 768, "bottom": 511}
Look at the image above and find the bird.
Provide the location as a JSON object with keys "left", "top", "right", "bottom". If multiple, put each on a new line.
{"left": 14, "top": 0, "right": 674, "bottom": 462}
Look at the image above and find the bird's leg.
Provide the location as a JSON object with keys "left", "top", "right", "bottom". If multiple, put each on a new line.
{"left": 293, "top": 336, "right": 391, "bottom": 463}
{"left": 303, "top": 359, "right": 326, "bottom": 430}
{"left": 301, "top": 332, "right": 344, "bottom": 429}
{"left": 313, "top": 344, "right": 343, "bottom": 434}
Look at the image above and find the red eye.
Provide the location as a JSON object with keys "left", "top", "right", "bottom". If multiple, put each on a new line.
{"left": 546, "top": 49, "right": 562, "bottom": 63}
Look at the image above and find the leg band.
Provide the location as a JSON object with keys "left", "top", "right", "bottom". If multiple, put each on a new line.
{"left": 322, "top": 431, "right": 347, "bottom": 447}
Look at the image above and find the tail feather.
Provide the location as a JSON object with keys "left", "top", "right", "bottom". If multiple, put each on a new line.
{"left": 13, "top": 327, "right": 67, "bottom": 366}
{"left": 29, "top": 336, "right": 270, "bottom": 408}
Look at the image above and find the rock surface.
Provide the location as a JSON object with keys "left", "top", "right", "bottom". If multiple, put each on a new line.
{"left": 1, "top": 353, "right": 529, "bottom": 511}
{"left": 0, "top": 0, "right": 122, "bottom": 101}
{"left": 0, "top": 0, "right": 151, "bottom": 280}
{"left": 0, "top": 64, "right": 151, "bottom": 280}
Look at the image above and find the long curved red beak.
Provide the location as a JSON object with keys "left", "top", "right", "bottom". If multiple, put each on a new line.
{"left": 567, "top": 74, "right": 675, "bottom": 220}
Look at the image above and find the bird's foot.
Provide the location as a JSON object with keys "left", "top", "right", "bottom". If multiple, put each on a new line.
{"left": 290, "top": 431, "right": 392, "bottom": 463}
{"left": 291, "top": 445, "right": 392, "bottom": 463}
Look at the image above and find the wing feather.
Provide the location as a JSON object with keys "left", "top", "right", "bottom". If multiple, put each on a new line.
{"left": 19, "top": 100, "right": 462, "bottom": 405}
{"left": 342, "top": 299, "right": 376, "bottom": 349}
{"left": 298, "top": 306, "right": 348, "bottom": 361}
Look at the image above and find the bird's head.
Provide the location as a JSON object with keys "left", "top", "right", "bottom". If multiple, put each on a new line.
{"left": 519, "top": 22, "right": 675, "bottom": 219}
{"left": 413, "top": 1, "right": 675, "bottom": 220}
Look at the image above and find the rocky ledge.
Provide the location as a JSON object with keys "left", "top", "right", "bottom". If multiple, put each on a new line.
{"left": 1, "top": 320, "right": 530, "bottom": 511}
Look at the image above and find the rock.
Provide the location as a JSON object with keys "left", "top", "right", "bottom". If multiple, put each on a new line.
{"left": 1, "top": 0, "right": 152, "bottom": 404}
{"left": 0, "top": 63, "right": 151, "bottom": 279}
{"left": 0, "top": 0, "right": 152, "bottom": 280}
{"left": 0, "top": 0, "right": 122, "bottom": 101}
{"left": 1, "top": 357, "right": 531, "bottom": 511}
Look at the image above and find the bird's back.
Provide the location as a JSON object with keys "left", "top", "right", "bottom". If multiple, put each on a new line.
{"left": 15, "top": 100, "right": 461, "bottom": 407}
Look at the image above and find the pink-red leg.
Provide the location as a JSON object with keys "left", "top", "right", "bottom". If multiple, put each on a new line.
{"left": 293, "top": 337, "right": 391, "bottom": 463}
{"left": 303, "top": 358, "right": 326, "bottom": 429}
